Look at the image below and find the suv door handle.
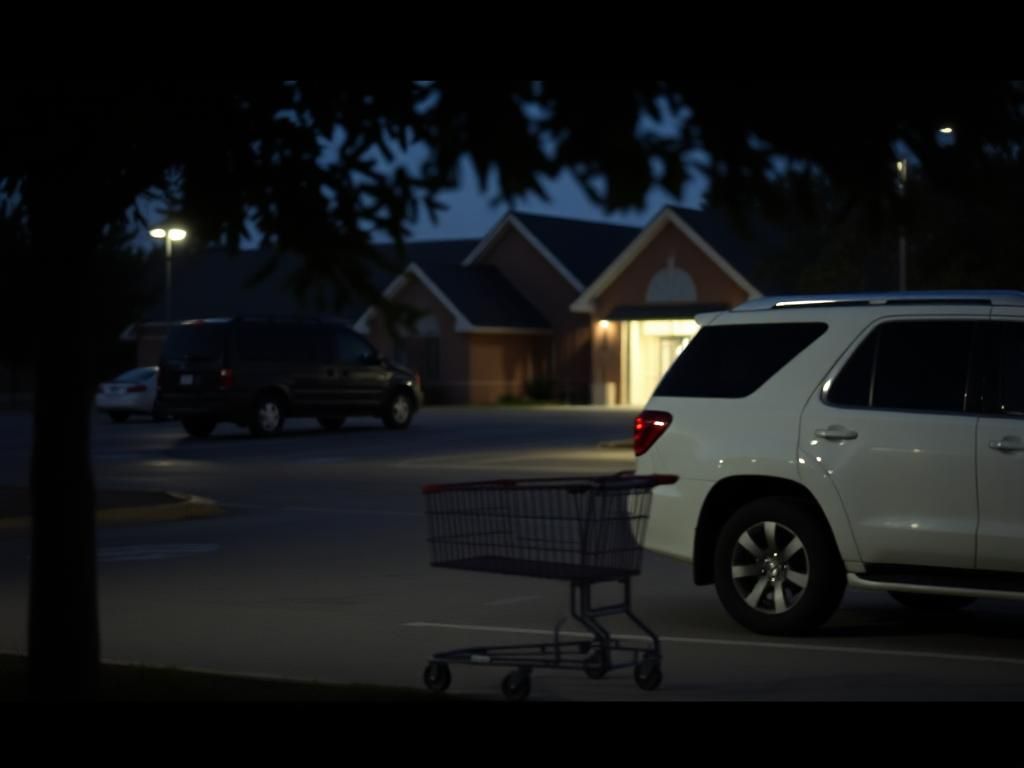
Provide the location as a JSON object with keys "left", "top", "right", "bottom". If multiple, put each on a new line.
{"left": 989, "top": 437, "right": 1024, "bottom": 453}
{"left": 814, "top": 426, "right": 858, "bottom": 441}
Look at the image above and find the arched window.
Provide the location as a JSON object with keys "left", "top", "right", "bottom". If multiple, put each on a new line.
{"left": 646, "top": 255, "right": 697, "bottom": 303}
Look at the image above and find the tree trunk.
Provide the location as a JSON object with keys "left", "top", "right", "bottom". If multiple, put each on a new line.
{"left": 27, "top": 190, "right": 100, "bottom": 700}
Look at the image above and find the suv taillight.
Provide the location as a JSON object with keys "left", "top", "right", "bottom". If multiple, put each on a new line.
{"left": 634, "top": 411, "right": 672, "bottom": 457}
{"left": 220, "top": 368, "right": 234, "bottom": 390}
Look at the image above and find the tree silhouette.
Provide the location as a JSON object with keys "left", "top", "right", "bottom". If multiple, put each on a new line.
{"left": 2, "top": 80, "right": 1022, "bottom": 698}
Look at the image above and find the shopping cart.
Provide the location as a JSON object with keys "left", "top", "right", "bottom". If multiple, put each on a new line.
{"left": 420, "top": 472, "right": 677, "bottom": 701}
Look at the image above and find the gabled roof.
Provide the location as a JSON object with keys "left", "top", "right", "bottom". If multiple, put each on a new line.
{"left": 669, "top": 206, "right": 786, "bottom": 289}
{"left": 415, "top": 262, "right": 549, "bottom": 329}
{"left": 354, "top": 238, "right": 550, "bottom": 335}
{"left": 512, "top": 213, "right": 643, "bottom": 287}
{"left": 461, "top": 212, "right": 641, "bottom": 293}
{"left": 570, "top": 206, "right": 769, "bottom": 314}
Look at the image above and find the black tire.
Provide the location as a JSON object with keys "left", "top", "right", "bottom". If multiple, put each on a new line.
{"left": 888, "top": 592, "right": 976, "bottom": 612}
{"left": 714, "top": 497, "right": 846, "bottom": 636}
{"left": 423, "top": 662, "right": 451, "bottom": 694}
{"left": 584, "top": 647, "right": 610, "bottom": 680}
{"left": 501, "top": 670, "right": 531, "bottom": 702}
{"left": 152, "top": 405, "right": 171, "bottom": 422}
{"left": 250, "top": 393, "right": 285, "bottom": 437}
{"left": 634, "top": 657, "right": 662, "bottom": 691}
{"left": 109, "top": 412, "right": 130, "bottom": 424}
{"left": 382, "top": 391, "right": 414, "bottom": 430}
{"left": 181, "top": 416, "right": 216, "bottom": 438}
{"left": 318, "top": 417, "right": 345, "bottom": 432}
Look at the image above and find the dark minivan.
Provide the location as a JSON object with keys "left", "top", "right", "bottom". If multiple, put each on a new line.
{"left": 157, "top": 317, "right": 424, "bottom": 438}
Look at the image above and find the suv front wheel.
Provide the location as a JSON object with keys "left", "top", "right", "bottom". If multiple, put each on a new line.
{"left": 714, "top": 497, "right": 846, "bottom": 636}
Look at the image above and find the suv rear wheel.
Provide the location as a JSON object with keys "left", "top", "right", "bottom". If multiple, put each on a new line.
{"left": 714, "top": 497, "right": 846, "bottom": 636}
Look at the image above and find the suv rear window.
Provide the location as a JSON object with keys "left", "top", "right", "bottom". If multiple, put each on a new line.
{"left": 162, "top": 324, "right": 227, "bottom": 362}
{"left": 654, "top": 323, "right": 827, "bottom": 399}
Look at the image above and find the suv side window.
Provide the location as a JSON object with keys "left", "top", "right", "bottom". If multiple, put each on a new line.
{"left": 828, "top": 321, "right": 976, "bottom": 413}
{"left": 985, "top": 321, "right": 1024, "bottom": 418}
{"left": 655, "top": 323, "right": 827, "bottom": 399}
{"left": 336, "top": 330, "right": 377, "bottom": 366}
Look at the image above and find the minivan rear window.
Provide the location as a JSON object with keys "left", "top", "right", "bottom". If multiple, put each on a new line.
{"left": 654, "top": 323, "right": 828, "bottom": 399}
{"left": 162, "top": 324, "right": 228, "bottom": 362}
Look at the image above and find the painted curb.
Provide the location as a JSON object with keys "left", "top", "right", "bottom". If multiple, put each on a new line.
{"left": 0, "top": 493, "right": 224, "bottom": 532}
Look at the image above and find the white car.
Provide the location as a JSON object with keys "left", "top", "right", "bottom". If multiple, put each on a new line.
{"left": 635, "top": 290, "right": 1024, "bottom": 635}
{"left": 96, "top": 366, "right": 164, "bottom": 423}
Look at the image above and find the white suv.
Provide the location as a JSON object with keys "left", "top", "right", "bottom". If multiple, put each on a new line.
{"left": 635, "top": 291, "right": 1024, "bottom": 635}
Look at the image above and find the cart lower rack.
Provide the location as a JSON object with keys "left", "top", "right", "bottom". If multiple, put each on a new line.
{"left": 421, "top": 473, "right": 677, "bottom": 701}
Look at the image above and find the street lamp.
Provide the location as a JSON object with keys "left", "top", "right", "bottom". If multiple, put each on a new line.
{"left": 149, "top": 227, "right": 187, "bottom": 324}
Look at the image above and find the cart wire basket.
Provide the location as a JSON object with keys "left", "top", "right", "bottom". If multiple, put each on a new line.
{"left": 421, "top": 472, "right": 677, "bottom": 701}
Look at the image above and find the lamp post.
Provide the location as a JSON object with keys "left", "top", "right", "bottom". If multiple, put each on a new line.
{"left": 149, "top": 227, "right": 187, "bottom": 324}
{"left": 895, "top": 126, "right": 954, "bottom": 291}
{"left": 896, "top": 159, "right": 908, "bottom": 291}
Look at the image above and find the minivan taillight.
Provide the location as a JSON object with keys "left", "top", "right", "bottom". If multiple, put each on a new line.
{"left": 634, "top": 411, "right": 672, "bottom": 457}
{"left": 219, "top": 368, "right": 234, "bottom": 390}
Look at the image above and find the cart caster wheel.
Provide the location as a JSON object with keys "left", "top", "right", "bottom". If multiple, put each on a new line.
{"left": 584, "top": 648, "right": 610, "bottom": 680}
{"left": 501, "top": 670, "right": 531, "bottom": 702}
{"left": 634, "top": 658, "right": 662, "bottom": 691}
{"left": 424, "top": 662, "right": 451, "bottom": 694}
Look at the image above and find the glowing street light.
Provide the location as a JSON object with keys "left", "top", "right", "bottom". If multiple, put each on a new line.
{"left": 150, "top": 226, "right": 188, "bottom": 323}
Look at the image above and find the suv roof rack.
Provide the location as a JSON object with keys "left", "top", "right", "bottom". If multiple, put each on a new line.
{"left": 735, "top": 290, "right": 1024, "bottom": 312}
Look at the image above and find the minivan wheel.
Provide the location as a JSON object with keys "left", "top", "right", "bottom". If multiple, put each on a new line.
{"left": 888, "top": 592, "right": 976, "bottom": 612}
{"left": 714, "top": 497, "right": 846, "bottom": 636}
{"left": 181, "top": 416, "right": 216, "bottom": 438}
{"left": 383, "top": 391, "right": 413, "bottom": 430}
{"left": 250, "top": 394, "right": 285, "bottom": 437}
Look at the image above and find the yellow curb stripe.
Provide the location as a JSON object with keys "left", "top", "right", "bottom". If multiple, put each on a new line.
{"left": 0, "top": 496, "right": 224, "bottom": 531}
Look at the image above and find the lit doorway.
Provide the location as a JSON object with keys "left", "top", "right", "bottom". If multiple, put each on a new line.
{"left": 625, "top": 319, "right": 699, "bottom": 405}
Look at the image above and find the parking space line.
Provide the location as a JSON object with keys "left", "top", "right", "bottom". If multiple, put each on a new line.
{"left": 404, "top": 621, "right": 1024, "bottom": 667}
